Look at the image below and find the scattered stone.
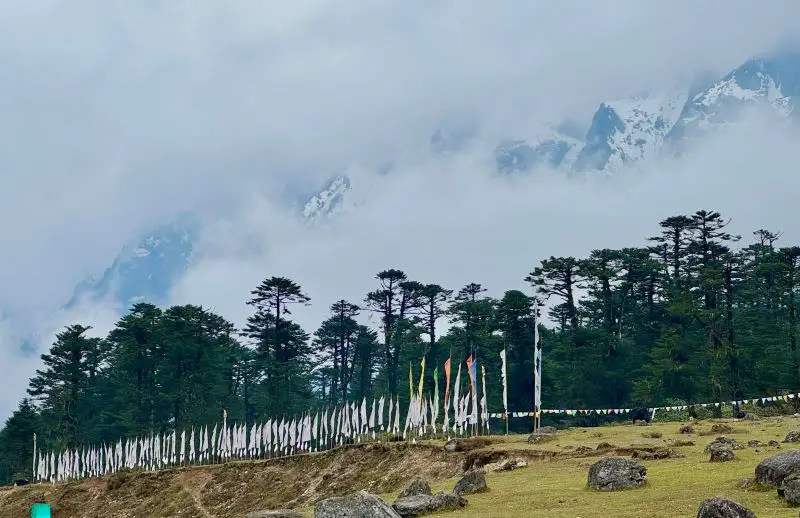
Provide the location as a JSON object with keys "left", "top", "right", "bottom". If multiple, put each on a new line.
{"left": 784, "top": 431, "right": 800, "bottom": 443}
{"left": 587, "top": 457, "right": 647, "bottom": 491}
{"left": 739, "top": 478, "right": 754, "bottom": 490}
{"left": 711, "top": 423, "right": 735, "bottom": 434}
{"left": 392, "top": 492, "right": 466, "bottom": 517}
{"left": 755, "top": 450, "right": 800, "bottom": 488}
{"left": 632, "top": 448, "right": 682, "bottom": 460}
{"left": 747, "top": 440, "right": 762, "bottom": 448}
{"left": 453, "top": 471, "right": 488, "bottom": 496}
{"left": 314, "top": 491, "right": 401, "bottom": 518}
{"left": 670, "top": 439, "right": 696, "bottom": 447}
{"left": 398, "top": 478, "right": 432, "bottom": 499}
{"left": 696, "top": 497, "right": 757, "bottom": 518}
{"left": 574, "top": 446, "right": 594, "bottom": 455}
{"left": 782, "top": 473, "right": 800, "bottom": 506}
{"left": 768, "top": 440, "right": 780, "bottom": 447}
{"left": 709, "top": 443, "right": 736, "bottom": 462}
{"left": 527, "top": 433, "right": 555, "bottom": 444}
{"left": 443, "top": 437, "right": 492, "bottom": 453}
{"left": 246, "top": 511, "right": 304, "bottom": 518}
{"left": 642, "top": 431, "right": 663, "bottom": 439}
{"left": 484, "top": 458, "right": 528, "bottom": 473}
{"left": 680, "top": 424, "right": 695, "bottom": 434}
{"left": 704, "top": 437, "right": 744, "bottom": 452}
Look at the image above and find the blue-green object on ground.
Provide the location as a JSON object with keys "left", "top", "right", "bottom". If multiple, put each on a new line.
{"left": 31, "top": 502, "right": 51, "bottom": 518}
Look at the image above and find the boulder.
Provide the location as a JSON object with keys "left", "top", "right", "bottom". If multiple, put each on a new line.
{"left": 754, "top": 449, "right": 800, "bottom": 488}
{"left": 632, "top": 448, "right": 681, "bottom": 460}
{"left": 392, "top": 492, "right": 466, "bottom": 517}
{"left": 587, "top": 457, "right": 647, "bottom": 491}
{"left": 696, "top": 497, "right": 757, "bottom": 518}
{"left": 680, "top": 424, "right": 695, "bottom": 434}
{"left": 484, "top": 458, "right": 528, "bottom": 472}
{"left": 314, "top": 491, "right": 401, "bottom": 518}
{"left": 246, "top": 511, "right": 304, "bottom": 518}
{"left": 768, "top": 440, "right": 780, "bottom": 447}
{"left": 398, "top": 478, "right": 432, "bottom": 498}
{"left": 782, "top": 473, "right": 800, "bottom": 506}
{"left": 527, "top": 433, "right": 554, "bottom": 444}
{"left": 709, "top": 443, "right": 736, "bottom": 462}
{"left": 704, "top": 437, "right": 743, "bottom": 452}
{"left": 443, "top": 437, "right": 491, "bottom": 453}
{"left": 784, "top": 430, "right": 800, "bottom": 443}
{"left": 453, "top": 471, "right": 488, "bottom": 496}
{"left": 711, "top": 423, "right": 735, "bottom": 434}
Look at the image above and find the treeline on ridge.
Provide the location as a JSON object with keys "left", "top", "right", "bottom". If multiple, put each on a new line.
{"left": 1, "top": 209, "right": 799, "bottom": 482}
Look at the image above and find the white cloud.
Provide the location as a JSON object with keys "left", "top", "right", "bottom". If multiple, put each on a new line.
{"left": 171, "top": 114, "right": 800, "bottom": 339}
{"left": 1, "top": 0, "right": 800, "bottom": 418}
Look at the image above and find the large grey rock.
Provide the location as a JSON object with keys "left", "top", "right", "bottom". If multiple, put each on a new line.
{"left": 453, "top": 471, "right": 487, "bottom": 496}
{"left": 782, "top": 473, "right": 800, "bottom": 505}
{"left": 392, "top": 492, "right": 466, "bottom": 517}
{"left": 527, "top": 433, "right": 554, "bottom": 444}
{"left": 784, "top": 430, "right": 800, "bottom": 443}
{"left": 704, "top": 436, "right": 743, "bottom": 452}
{"left": 398, "top": 478, "right": 432, "bottom": 498}
{"left": 755, "top": 449, "right": 800, "bottom": 488}
{"left": 314, "top": 491, "right": 401, "bottom": 518}
{"left": 245, "top": 511, "right": 304, "bottom": 518}
{"left": 696, "top": 497, "right": 757, "bottom": 518}
{"left": 709, "top": 443, "right": 736, "bottom": 462}
{"left": 587, "top": 457, "right": 647, "bottom": 491}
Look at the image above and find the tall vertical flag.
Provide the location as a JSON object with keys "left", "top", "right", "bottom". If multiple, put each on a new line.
{"left": 408, "top": 362, "right": 414, "bottom": 401}
{"left": 500, "top": 349, "right": 508, "bottom": 432}
{"left": 433, "top": 365, "right": 439, "bottom": 433}
{"left": 533, "top": 298, "right": 542, "bottom": 421}
{"left": 466, "top": 355, "right": 477, "bottom": 430}
{"left": 481, "top": 365, "right": 488, "bottom": 433}
{"left": 418, "top": 356, "right": 426, "bottom": 402}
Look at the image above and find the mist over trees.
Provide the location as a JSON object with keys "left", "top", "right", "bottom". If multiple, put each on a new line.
{"left": 2, "top": 209, "right": 800, "bottom": 482}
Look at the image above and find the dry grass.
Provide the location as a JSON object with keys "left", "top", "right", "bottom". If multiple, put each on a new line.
{"left": 3, "top": 417, "right": 800, "bottom": 517}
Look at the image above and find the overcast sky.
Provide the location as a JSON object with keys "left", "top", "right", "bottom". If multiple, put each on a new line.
{"left": 2, "top": 0, "right": 800, "bottom": 421}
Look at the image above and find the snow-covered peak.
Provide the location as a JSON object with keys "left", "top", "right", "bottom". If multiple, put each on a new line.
{"left": 573, "top": 90, "right": 687, "bottom": 172}
{"left": 665, "top": 55, "right": 800, "bottom": 146}
{"left": 495, "top": 126, "right": 581, "bottom": 174}
{"left": 302, "top": 175, "right": 351, "bottom": 224}
{"left": 66, "top": 220, "right": 196, "bottom": 310}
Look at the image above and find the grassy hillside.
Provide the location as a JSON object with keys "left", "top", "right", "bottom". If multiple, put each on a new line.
{"left": 3, "top": 417, "right": 800, "bottom": 517}
{"left": 401, "top": 417, "right": 800, "bottom": 517}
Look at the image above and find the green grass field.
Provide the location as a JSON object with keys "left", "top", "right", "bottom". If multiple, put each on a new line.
{"left": 379, "top": 417, "right": 800, "bottom": 517}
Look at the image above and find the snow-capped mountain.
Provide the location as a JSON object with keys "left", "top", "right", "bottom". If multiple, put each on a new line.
{"left": 665, "top": 54, "right": 800, "bottom": 149}
{"left": 302, "top": 175, "right": 352, "bottom": 224}
{"left": 495, "top": 127, "right": 582, "bottom": 174}
{"left": 65, "top": 220, "right": 196, "bottom": 310}
{"left": 572, "top": 91, "right": 686, "bottom": 172}
{"left": 57, "top": 51, "right": 800, "bottom": 320}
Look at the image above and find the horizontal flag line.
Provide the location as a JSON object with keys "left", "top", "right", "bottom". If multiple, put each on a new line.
{"left": 488, "top": 393, "right": 798, "bottom": 418}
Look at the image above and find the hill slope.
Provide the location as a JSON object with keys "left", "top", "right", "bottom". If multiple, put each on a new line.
{"left": 5, "top": 417, "right": 800, "bottom": 517}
